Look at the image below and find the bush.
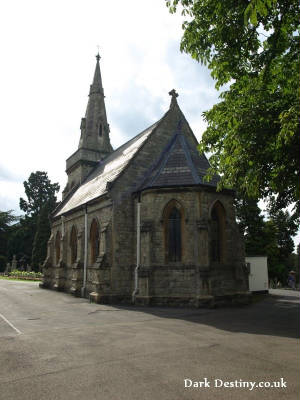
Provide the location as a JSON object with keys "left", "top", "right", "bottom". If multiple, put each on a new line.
{"left": 8, "top": 270, "right": 43, "bottom": 280}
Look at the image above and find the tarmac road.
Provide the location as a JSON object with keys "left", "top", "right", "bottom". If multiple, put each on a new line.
{"left": 0, "top": 280, "right": 299, "bottom": 400}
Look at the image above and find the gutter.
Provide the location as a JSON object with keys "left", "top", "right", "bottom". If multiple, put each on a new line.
{"left": 132, "top": 193, "right": 141, "bottom": 304}
{"left": 52, "top": 193, "right": 112, "bottom": 221}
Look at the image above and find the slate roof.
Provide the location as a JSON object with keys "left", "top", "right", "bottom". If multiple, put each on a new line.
{"left": 54, "top": 106, "right": 220, "bottom": 218}
{"left": 55, "top": 120, "right": 160, "bottom": 217}
{"left": 138, "top": 131, "right": 220, "bottom": 191}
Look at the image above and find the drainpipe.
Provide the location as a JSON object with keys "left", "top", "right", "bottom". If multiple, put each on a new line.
{"left": 132, "top": 193, "right": 141, "bottom": 304}
{"left": 81, "top": 204, "right": 88, "bottom": 298}
{"left": 61, "top": 216, "right": 65, "bottom": 237}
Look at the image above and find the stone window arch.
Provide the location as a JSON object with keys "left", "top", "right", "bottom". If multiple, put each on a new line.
{"left": 90, "top": 219, "right": 100, "bottom": 263}
{"left": 70, "top": 226, "right": 78, "bottom": 264}
{"left": 163, "top": 200, "right": 184, "bottom": 262}
{"left": 55, "top": 231, "right": 61, "bottom": 264}
{"left": 210, "top": 201, "right": 226, "bottom": 263}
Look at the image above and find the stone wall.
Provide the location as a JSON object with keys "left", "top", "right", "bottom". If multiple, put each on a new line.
{"left": 105, "top": 183, "right": 247, "bottom": 306}
{"left": 42, "top": 196, "right": 113, "bottom": 297}
{"left": 136, "top": 188, "right": 246, "bottom": 300}
{"left": 63, "top": 161, "right": 97, "bottom": 199}
{"left": 42, "top": 102, "right": 248, "bottom": 306}
{"left": 43, "top": 183, "right": 248, "bottom": 305}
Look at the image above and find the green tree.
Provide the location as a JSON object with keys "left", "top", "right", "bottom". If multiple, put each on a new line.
{"left": 234, "top": 192, "right": 298, "bottom": 283}
{"left": 262, "top": 219, "right": 284, "bottom": 282}
{"left": 0, "top": 210, "right": 18, "bottom": 257}
{"left": 267, "top": 198, "right": 298, "bottom": 260}
{"left": 264, "top": 200, "right": 298, "bottom": 284}
{"left": 31, "top": 203, "right": 52, "bottom": 271}
{"left": 18, "top": 171, "right": 60, "bottom": 269}
{"left": 7, "top": 216, "right": 36, "bottom": 263}
{"left": 296, "top": 244, "right": 300, "bottom": 284}
{"left": 20, "top": 171, "right": 60, "bottom": 217}
{"left": 234, "top": 194, "right": 266, "bottom": 256}
{"left": 166, "top": 0, "right": 300, "bottom": 215}
{"left": 0, "top": 210, "right": 17, "bottom": 229}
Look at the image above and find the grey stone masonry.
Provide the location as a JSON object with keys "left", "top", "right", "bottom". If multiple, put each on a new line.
{"left": 41, "top": 61, "right": 250, "bottom": 308}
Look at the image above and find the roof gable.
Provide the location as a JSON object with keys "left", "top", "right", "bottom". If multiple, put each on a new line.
{"left": 138, "top": 130, "right": 219, "bottom": 191}
{"left": 54, "top": 97, "right": 219, "bottom": 218}
{"left": 54, "top": 119, "right": 161, "bottom": 216}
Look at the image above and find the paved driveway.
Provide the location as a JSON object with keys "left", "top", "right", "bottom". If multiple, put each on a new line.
{"left": 0, "top": 281, "right": 299, "bottom": 400}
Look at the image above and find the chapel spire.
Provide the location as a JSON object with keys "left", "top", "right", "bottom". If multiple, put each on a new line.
{"left": 78, "top": 53, "right": 113, "bottom": 155}
{"left": 90, "top": 53, "right": 103, "bottom": 95}
{"left": 64, "top": 54, "right": 113, "bottom": 198}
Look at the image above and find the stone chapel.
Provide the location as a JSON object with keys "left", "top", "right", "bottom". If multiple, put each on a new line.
{"left": 41, "top": 54, "right": 249, "bottom": 307}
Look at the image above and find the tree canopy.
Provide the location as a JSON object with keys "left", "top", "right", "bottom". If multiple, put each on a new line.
{"left": 20, "top": 171, "right": 60, "bottom": 217}
{"left": 19, "top": 171, "right": 60, "bottom": 270}
{"left": 3, "top": 171, "right": 60, "bottom": 270}
{"left": 6, "top": 216, "right": 36, "bottom": 265}
{"left": 235, "top": 193, "right": 298, "bottom": 283}
{"left": 31, "top": 202, "right": 52, "bottom": 270}
{"left": 234, "top": 194, "right": 266, "bottom": 256}
{"left": 166, "top": 0, "right": 300, "bottom": 215}
{"left": 0, "top": 210, "right": 19, "bottom": 269}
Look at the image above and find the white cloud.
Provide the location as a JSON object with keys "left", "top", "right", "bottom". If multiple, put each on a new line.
{"left": 1, "top": 0, "right": 297, "bottom": 245}
{"left": 0, "top": 0, "right": 219, "bottom": 209}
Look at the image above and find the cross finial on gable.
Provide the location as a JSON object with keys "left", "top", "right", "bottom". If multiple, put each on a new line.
{"left": 168, "top": 89, "right": 179, "bottom": 108}
{"left": 169, "top": 89, "right": 178, "bottom": 99}
{"left": 96, "top": 46, "right": 101, "bottom": 62}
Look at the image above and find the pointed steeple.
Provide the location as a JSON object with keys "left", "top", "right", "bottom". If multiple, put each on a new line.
{"left": 89, "top": 53, "right": 103, "bottom": 95}
{"left": 78, "top": 53, "right": 113, "bottom": 155}
{"left": 64, "top": 54, "right": 113, "bottom": 197}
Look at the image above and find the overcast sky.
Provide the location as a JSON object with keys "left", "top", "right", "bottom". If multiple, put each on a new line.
{"left": 0, "top": 0, "right": 298, "bottom": 245}
{"left": 0, "top": 0, "right": 219, "bottom": 212}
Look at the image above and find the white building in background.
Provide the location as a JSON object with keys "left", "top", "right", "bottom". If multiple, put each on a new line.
{"left": 246, "top": 256, "right": 269, "bottom": 293}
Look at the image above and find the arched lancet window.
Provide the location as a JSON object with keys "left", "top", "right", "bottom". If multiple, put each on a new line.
{"left": 98, "top": 123, "right": 103, "bottom": 137}
{"left": 163, "top": 200, "right": 183, "bottom": 262}
{"left": 168, "top": 207, "right": 181, "bottom": 261}
{"left": 70, "top": 226, "right": 78, "bottom": 264}
{"left": 55, "top": 231, "right": 61, "bottom": 264}
{"left": 90, "top": 219, "right": 100, "bottom": 263}
{"left": 210, "top": 201, "right": 226, "bottom": 263}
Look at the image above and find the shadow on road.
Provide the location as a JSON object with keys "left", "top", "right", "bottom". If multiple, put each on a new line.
{"left": 112, "top": 290, "right": 300, "bottom": 339}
